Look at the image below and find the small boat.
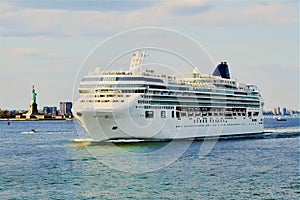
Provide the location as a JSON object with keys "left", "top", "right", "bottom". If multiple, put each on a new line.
{"left": 276, "top": 117, "right": 287, "bottom": 121}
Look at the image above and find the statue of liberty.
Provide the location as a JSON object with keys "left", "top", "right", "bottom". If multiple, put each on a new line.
{"left": 32, "top": 85, "right": 37, "bottom": 104}
{"left": 27, "top": 85, "right": 38, "bottom": 117}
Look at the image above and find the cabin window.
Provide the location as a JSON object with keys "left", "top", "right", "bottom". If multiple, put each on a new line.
{"left": 225, "top": 113, "right": 232, "bottom": 117}
{"left": 161, "top": 111, "right": 166, "bottom": 118}
{"left": 145, "top": 111, "right": 154, "bottom": 118}
{"left": 248, "top": 112, "right": 252, "bottom": 117}
{"left": 188, "top": 113, "right": 194, "bottom": 117}
{"left": 195, "top": 112, "right": 201, "bottom": 117}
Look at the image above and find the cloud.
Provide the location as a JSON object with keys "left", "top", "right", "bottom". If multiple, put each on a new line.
{"left": 172, "top": 5, "right": 213, "bottom": 16}
{"left": 238, "top": 2, "right": 298, "bottom": 25}
{"left": 163, "top": 0, "right": 298, "bottom": 26}
{"left": 1, "top": 7, "right": 115, "bottom": 37}
{"left": 167, "top": 0, "right": 214, "bottom": 16}
{"left": 9, "top": 47, "right": 41, "bottom": 57}
{"left": 9, "top": 0, "right": 157, "bottom": 12}
{"left": 0, "top": 0, "right": 297, "bottom": 38}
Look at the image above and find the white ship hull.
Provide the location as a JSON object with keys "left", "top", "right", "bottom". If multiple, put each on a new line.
{"left": 74, "top": 100, "right": 263, "bottom": 142}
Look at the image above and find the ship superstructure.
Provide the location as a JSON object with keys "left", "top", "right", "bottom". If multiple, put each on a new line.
{"left": 73, "top": 52, "right": 263, "bottom": 141}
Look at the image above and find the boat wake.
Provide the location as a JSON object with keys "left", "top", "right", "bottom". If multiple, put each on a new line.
{"left": 21, "top": 130, "right": 36, "bottom": 134}
{"left": 73, "top": 138, "right": 94, "bottom": 143}
{"left": 263, "top": 127, "right": 300, "bottom": 139}
{"left": 109, "top": 139, "right": 146, "bottom": 143}
{"left": 264, "top": 127, "right": 300, "bottom": 134}
{"left": 21, "top": 131, "right": 36, "bottom": 134}
{"left": 72, "top": 127, "right": 300, "bottom": 145}
{"left": 73, "top": 138, "right": 146, "bottom": 144}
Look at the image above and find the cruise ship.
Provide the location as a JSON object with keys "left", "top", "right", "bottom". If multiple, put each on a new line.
{"left": 73, "top": 52, "right": 264, "bottom": 141}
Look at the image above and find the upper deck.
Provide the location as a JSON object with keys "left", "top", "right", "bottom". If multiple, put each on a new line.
{"left": 77, "top": 51, "right": 261, "bottom": 109}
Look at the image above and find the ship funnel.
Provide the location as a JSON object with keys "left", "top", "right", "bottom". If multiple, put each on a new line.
{"left": 212, "top": 62, "right": 230, "bottom": 79}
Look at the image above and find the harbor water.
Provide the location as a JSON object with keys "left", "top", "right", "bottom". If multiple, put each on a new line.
{"left": 0, "top": 118, "right": 299, "bottom": 199}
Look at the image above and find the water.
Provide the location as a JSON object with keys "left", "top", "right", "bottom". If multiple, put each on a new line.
{"left": 0, "top": 118, "right": 299, "bottom": 199}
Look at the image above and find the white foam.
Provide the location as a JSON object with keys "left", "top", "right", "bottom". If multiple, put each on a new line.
{"left": 109, "top": 139, "right": 146, "bottom": 143}
{"left": 73, "top": 138, "right": 94, "bottom": 142}
{"left": 21, "top": 131, "right": 36, "bottom": 134}
{"left": 264, "top": 127, "right": 300, "bottom": 133}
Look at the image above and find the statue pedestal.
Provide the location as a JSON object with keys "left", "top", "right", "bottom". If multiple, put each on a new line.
{"left": 31, "top": 103, "right": 38, "bottom": 115}
{"left": 28, "top": 103, "right": 38, "bottom": 118}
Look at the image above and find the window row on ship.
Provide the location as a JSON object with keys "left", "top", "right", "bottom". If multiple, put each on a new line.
{"left": 147, "top": 89, "right": 259, "bottom": 97}
{"left": 79, "top": 96, "right": 260, "bottom": 107}
{"left": 81, "top": 76, "right": 164, "bottom": 83}
{"left": 138, "top": 100, "right": 260, "bottom": 108}
{"left": 81, "top": 92, "right": 259, "bottom": 102}
{"left": 148, "top": 95, "right": 259, "bottom": 103}
{"left": 79, "top": 88, "right": 259, "bottom": 100}
{"left": 80, "top": 99, "right": 125, "bottom": 103}
{"left": 144, "top": 110, "right": 259, "bottom": 120}
{"left": 79, "top": 82, "right": 259, "bottom": 95}
{"left": 141, "top": 100, "right": 260, "bottom": 106}
{"left": 81, "top": 76, "right": 239, "bottom": 89}
{"left": 177, "top": 111, "right": 259, "bottom": 118}
{"left": 79, "top": 89, "right": 146, "bottom": 94}
{"left": 142, "top": 106, "right": 259, "bottom": 116}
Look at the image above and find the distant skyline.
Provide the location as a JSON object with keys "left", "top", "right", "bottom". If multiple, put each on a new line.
{"left": 0, "top": 0, "right": 299, "bottom": 110}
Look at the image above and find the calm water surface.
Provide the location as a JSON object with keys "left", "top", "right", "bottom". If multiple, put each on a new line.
{"left": 0, "top": 118, "right": 299, "bottom": 199}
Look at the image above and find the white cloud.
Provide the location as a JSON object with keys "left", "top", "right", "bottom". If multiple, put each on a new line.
{"left": 9, "top": 0, "right": 157, "bottom": 12}
{"left": 163, "top": 1, "right": 298, "bottom": 26}
{"left": 2, "top": 47, "right": 67, "bottom": 60}
{"left": 225, "top": 2, "right": 298, "bottom": 25}
{"left": 7, "top": 47, "right": 41, "bottom": 57}
{"left": 0, "top": 1, "right": 297, "bottom": 38}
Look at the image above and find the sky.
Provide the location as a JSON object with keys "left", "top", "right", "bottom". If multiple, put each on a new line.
{"left": 0, "top": 0, "right": 299, "bottom": 111}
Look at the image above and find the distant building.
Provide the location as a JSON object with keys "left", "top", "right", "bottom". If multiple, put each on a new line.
{"left": 282, "top": 107, "right": 290, "bottom": 115}
{"left": 60, "top": 102, "right": 72, "bottom": 116}
{"left": 273, "top": 107, "right": 282, "bottom": 115}
{"left": 263, "top": 107, "right": 299, "bottom": 116}
{"left": 292, "top": 110, "right": 300, "bottom": 115}
{"left": 263, "top": 110, "right": 273, "bottom": 115}
{"left": 43, "top": 106, "right": 57, "bottom": 117}
{"left": 278, "top": 107, "right": 282, "bottom": 115}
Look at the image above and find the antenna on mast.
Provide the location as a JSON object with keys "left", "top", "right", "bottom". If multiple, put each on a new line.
{"left": 129, "top": 51, "right": 149, "bottom": 73}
